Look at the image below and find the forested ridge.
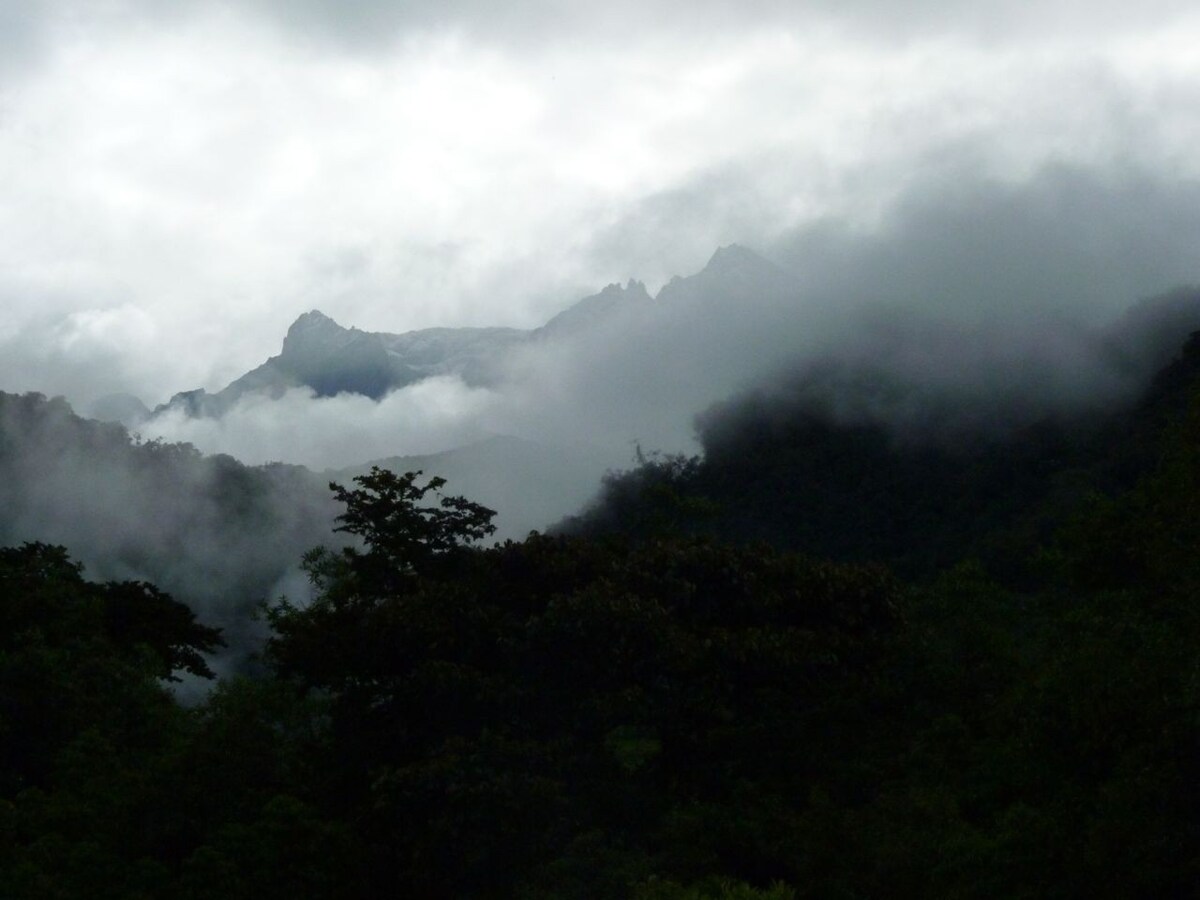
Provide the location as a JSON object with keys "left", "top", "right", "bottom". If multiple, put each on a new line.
{"left": 4, "top": 330, "right": 1200, "bottom": 898}
{"left": 0, "top": 391, "right": 340, "bottom": 668}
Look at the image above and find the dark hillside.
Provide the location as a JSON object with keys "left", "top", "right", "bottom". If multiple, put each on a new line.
{"left": 565, "top": 293, "right": 1200, "bottom": 581}
{"left": 0, "top": 392, "right": 340, "bottom": 663}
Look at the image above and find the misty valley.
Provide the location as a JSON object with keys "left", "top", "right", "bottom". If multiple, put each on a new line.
{"left": 9, "top": 1, "right": 1200, "bottom": 895}
{"left": 4, "top": 248, "right": 1200, "bottom": 898}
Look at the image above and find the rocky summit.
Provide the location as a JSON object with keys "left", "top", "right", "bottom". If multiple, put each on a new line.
{"left": 150, "top": 245, "right": 784, "bottom": 420}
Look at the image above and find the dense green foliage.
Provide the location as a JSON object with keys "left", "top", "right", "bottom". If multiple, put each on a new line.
{"left": 0, "top": 544, "right": 223, "bottom": 897}
{"left": 5, "top": 334, "right": 1200, "bottom": 896}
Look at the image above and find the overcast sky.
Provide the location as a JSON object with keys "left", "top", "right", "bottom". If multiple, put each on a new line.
{"left": 3, "top": 0, "right": 1200, "bottom": 409}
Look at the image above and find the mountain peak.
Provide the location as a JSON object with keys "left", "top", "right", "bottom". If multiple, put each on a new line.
{"left": 653, "top": 243, "right": 796, "bottom": 308}
{"left": 289, "top": 309, "right": 341, "bottom": 331}
{"left": 538, "top": 278, "right": 651, "bottom": 338}
{"left": 282, "top": 309, "right": 351, "bottom": 356}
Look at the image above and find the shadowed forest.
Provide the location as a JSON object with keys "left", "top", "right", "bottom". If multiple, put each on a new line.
{"left": 4, "top": 319, "right": 1200, "bottom": 898}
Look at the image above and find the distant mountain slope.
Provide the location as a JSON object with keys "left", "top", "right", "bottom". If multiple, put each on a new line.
{"left": 0, "top": 392, "right": 341, "bottom": 667}
{"left": 535, "top": 279, "right": 652, "bottom": 338}
{"left": 149, "top": 246, "right": 777, "bottom": 422}
{"left": 154, "top": 311, "right": 528, "bottom": 418}
{"left": 654, "top": 243, "right": 797, "bottom": 310}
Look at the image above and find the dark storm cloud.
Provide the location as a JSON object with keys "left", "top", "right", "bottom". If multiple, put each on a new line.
{"left": 771, "top": 164, "right": 1200, "bottom": 324}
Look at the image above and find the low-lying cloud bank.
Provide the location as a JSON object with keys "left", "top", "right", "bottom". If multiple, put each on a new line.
{"left": 145, "top": 377, "right": 499, "bottom": 470}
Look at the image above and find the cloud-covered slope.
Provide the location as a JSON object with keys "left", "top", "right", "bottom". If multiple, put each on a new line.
{"left": 0, "top": 393, "right": 342, "bottom": 668}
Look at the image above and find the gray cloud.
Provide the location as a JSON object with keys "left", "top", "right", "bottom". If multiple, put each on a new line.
{"left": 0, "top": 298, "right": 156, "bottom": 407}
{"left": 575, "top": 162, "right": 1200, "bottom": 427}
{"left": 582, "top": 161, "right": 791, "bottom": 291}
{"left": 143, "top": 162, "right": 1200, "bottom": 513}
{"left": 3, "top": 0, "right": 1200, "bottom": 488}
{"left": 229, "top": 0, "right": 1200, "bottom": 50}
{"left": 0, "top": 5, "right": 47, "bottom": 80}
{"left": 772, "top": 164, "right": 1200, "bottom": 324}
{"left": 4, "top": 0, "right": 1193, "bottom": 77}
{"left": 3, "top": 0, "right": 1198, "bottom": 408}
{"left": 0, "top": 392, "right": 344, "bottom": 674}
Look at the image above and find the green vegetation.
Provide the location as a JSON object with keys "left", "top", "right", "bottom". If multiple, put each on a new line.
{"left": 5, "top": 337, "right": 1200, "bottom": 897}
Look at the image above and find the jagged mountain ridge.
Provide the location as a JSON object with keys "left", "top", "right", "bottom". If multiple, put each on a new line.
{"left": 147, "top": 246, "right": 771, "bottom": 420}
{"left": 154, "top": 312, "right": 530, "bottom": 418}
{"left": 535, "top": 279, "right": 652, "bottom": 338}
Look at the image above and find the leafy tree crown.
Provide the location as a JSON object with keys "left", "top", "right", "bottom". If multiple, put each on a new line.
{"left": 330, "top": 467, "right": 497, "bottom": 572}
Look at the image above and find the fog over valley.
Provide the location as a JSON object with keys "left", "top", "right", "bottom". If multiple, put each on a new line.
{"left": 2, "top": 0, "right": 1200, "bottom": 705}
{"left": 9, "top": 3, "right": 1200, "bottom": 894}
